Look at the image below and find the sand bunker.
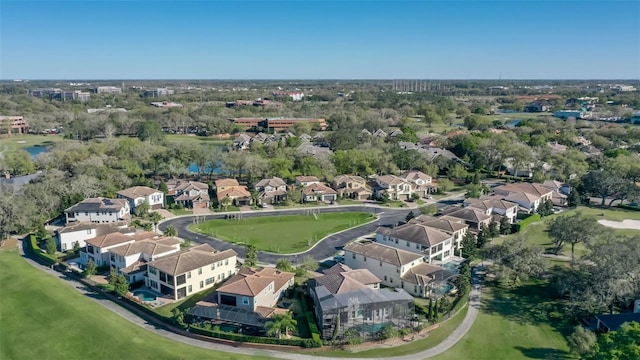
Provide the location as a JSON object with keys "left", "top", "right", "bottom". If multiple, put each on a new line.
{"left": 598, "top": 219, "right": 640, "bottom": 230}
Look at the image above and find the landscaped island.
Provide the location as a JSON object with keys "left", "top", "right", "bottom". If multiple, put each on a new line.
{"left": 189, "top": 212, "right": 375, "bottom": 253}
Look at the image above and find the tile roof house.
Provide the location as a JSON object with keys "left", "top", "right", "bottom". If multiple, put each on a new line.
{"left": 440, "top": 207, "right": 493, "bottom": 231}
{"left": 116, "top": 186, "right": 164, "bottom": 213}
{"left": 254, "top": 177, "right": 288, "bottom": 205}
{"left": 410, "top": 215, "right": 469, "bottom": 251}
{"left": 80, "top": 231, "right": 159, "bottom": 267}
{"left": 540, "top": 180, "right": 571, "bottom": 207}
{"left": 309, "top": 263, "right": 414, "bottom": 340}
{"left": 232, "top": 134, "right": 252, "bottom": 150}
{"left": 301, "top": 182, "right": 338, "bottom": 203}
{"left": 372, "top": 129, "right": 388, "bottom": 138}
{"left": 65, "top": 197, "right": 131, "bottom": 225}
{"left": 343, "top": 240, "right": 449, "bottom": 298}
{"left": 55, "top": 221, "right": 135, "bottom": 252}
{"left": 332, "top": 175, "right": 372, "bottom": 201}
{"left": 188, "top": 267, "right": 295, "bottom": 324}
{"left": 373, "top": 175, "right": 413, "bottom": 201}
{"left": 146, "top": 244, "right": 238, "bottom": 300}
{"left": 171, "top": 181, "right": 210, "bottom": 209}
{"left": 109, "top": 237, "right": 181, "bottom": 284}
{"left": 400, "top": 170, "right": 436, "bottom": 197}
{"left": 215, "top": 179, "right": 252, "bottom": 206}
{"left": 295, "top": 175, "right": 320, "bottom": 186}
{"left": 376, "top": 223, "right": 455, "bottom": 263}
{"left": 464, "top": 196, "right": 519, "bottom": 223}
{"left": 493, "top": 183, "right": 553, "bottom": 213}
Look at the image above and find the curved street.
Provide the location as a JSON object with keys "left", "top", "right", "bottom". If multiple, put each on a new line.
{"left": 159, "top": 205, "right": 411, "bottom": 264}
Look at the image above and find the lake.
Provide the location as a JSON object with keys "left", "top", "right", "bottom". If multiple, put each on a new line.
{"left": 24, "top": 145, "right": 50, "bottom": 158}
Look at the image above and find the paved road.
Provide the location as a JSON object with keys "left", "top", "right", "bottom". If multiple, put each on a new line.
{"left": 16, "top": 239, "right": 484, "bottom": 360}
{"left": 159, "top": 205, "right": 411, "bottom": 264}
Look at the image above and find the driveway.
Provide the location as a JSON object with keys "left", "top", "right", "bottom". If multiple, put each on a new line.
{"left": 159, "top": 205, "right": 410, "bottom": 264}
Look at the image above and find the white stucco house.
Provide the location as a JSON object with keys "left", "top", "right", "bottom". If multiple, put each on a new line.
{"left": 116, "top": 186, "right": 164, "bottom": 213}
{"left": 375, "top": 223, "right": 455, "bottom": 263}
{"left": 65, "top": 197, "right": 131, "bottom": 225}
{"left": 55, "top": 222, "right": 134, "bottom": 252}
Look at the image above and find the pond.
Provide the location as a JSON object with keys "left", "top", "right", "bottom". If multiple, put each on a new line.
{"left": 24, "top": 145, "right": 50, "bottom": 159}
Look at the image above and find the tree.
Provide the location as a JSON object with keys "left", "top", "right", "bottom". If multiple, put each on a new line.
{"left": 108, "top": 268, "right": 129, "bottom": 296}
{"left": 586, "top": 322, "right": 640, "bottom": 360}
{"left": 244, "top": 244, "right": 258, "bottom": 268}
{"left": 148, "top": 211, "right": 163, "bottom": 231}
{"left": 488, "top": 220, "right": 500, "bottom": 238}
{"left": 135, "top": 200, "right": 150, "bottom": 217}
{"left": 84, "top": 259, "right": 97, "bottom": 277}
{"left": 461, "top": 231, "right": 477, "bottom": 259}
{"left": 300, "top": 256, "right": 317, "bottom": 273}
{"left": 447, "top": 163, "right": 468, "bottom": 180}
{"left": 567, "top": 325, "right": 596, "bottom": 357}
{"left": 568, "top": 189, "right": 581, "bottom": 208}
{"left": 485, "top": 237, "right": 545, "bottom": 286}
{"left": 420, "top": 204, "right": 438, "bottom": 215}
{"left": 158, "top": 180, "right": 169, "bottom": 194}
{"left": 163, "top": 225, "right": 178, "bottom": 237}
{"left": 276, "top": 259, "right": 294, "bottom": 272}
{"left": 537, "top": 199, "right": 554, "bottom": 217}
{"left": 548, "top": 212, "right": 605, "bottom": 264}
{"left": 264, "top": 312, "right": 297, "bottom": 339}
{"left": 45, "top": 235, "right": 57, "bottom": 255}
{"left": 0, "top": 150, "right": 36, "bottom": 175}
{"left": 172, "top": 308, "right": 187, "bottom": 329}
{"left": 405, "top": 211, "right": 416, "bottom": 222}
{"left": 437, "top": 178, "right": 454, "bottom": 192}
{"left": 499, "top": 216, "right": 512, "bottom": 235}
{"left": 476, "top": 228, "right": 489, "bottom": 249}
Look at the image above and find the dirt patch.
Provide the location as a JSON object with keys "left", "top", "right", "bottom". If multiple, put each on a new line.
{"left": 0, "top": 237, "right": 18, "bottom": 249}
{"left": 598, "top": 219, "right": 640, "bottom": 230}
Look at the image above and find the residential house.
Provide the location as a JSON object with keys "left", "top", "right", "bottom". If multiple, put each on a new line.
{"left": 440, "top": 207, "right": 493, "bottom": 232}
{"left": 188, "top": 267, "right": 295, "bottom": 327}
{"left": 296, "top": 142, "right": 333, "bottom": 157}
{"left": 359, "top": 129, "right": 372, "bottom": 138}
{"left": 594, "top": 313, "right": 640, "bottom": 333}
{"left": 300, "top": 133, "right": 312, "bottom": 142}
{"left": 332, "top": 175, "right": 372, "bottom": 200}
{"left": 109, "top": 237, "right": 181, "bottom": 284}
{"left": 464, "top": 196, "right": 519, "bottom": 224}
{"left": 410, "top": 215, "right": 469, "bottom": 252}
{"left": 232, "top": 134, "right": 252, "bottom": 150}
{"left": 254, "top": 177, "right": 288, "bottom": 205}
{"left": 80, "top": 231, "right": 158, "bottom": 267}
{"left": 373, "top": 175, "right": 413, "bottom": 201}
{"left": 55, "top": 222, "right": 135, "bottom": 252}
{"left": 301, "top": 183, "right": 338, "bottom": 203}
{"left": 344, "top": 240, "right": 450, "bottom": 298}
{"left": 375, "top": 223, "right": 455, "bottom": 263}
{"left": 295, "top": 175, "right": 320, "bottom": 187}
{"left": 525, "top": 100, "right": 551, "bottom": 112}
{"left": 146, "top": 244, "right": 238, "bottom": 300}
{"left": 540, "top": 180, "right": 571, "bottom": 207}
{"left": 372, "top": 129, "right": 388, "bottom": 138}
{"left": 116, "top": 186, "right": 164, "bottom": 213}
{"left": 398, "top": 142, "right": 419, "bottom": 151}
{"left": 400, "top": 171, "right": 436, "bottom": 197}
{"left": 170, "top": 181, "right": 210, "bottom": 209}
{"left": 215, "top": 178, "right": 252, "bottom": 206}
{"left": 389, "top": 129, "right": 403, "bottom": 138}
{"left": 65, "top": 197, "right": 131, "bottom": 225}
{"left": 493, "top": 183, "right": 554, "bottom": 213}
{"left": 309, "top": 263, "right": 414, "bottom": 340}
{"left": 250, "top": 132, "right": 269, "bottom": 144}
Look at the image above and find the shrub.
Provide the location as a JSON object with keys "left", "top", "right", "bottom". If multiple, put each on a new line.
{"left": 27, "top": 235, "right": 56, "bottom": 266}
{"left": 618, "top": 204, "right": 640, "bottom": 211}
{"left": 190, "top": 325, "right": 314, "bottom": 347}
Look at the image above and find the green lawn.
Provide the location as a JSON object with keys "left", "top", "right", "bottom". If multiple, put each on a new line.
{"left": 0, "top": 134, "right": 66, "bottom": 152}
{"left": 498, "top": 206, "right": 640, "bottom": 258}
{"left": 165, "top": 134, "right": 231, "bottom": 146}
{"left": 0, "top": 247, "right": 275, "bottom": 360}
{"left": 432, "top": 280, "right": 573, "bottom": 360}
{"left": 168, "top": 208, "right": 193, "bottom": 216}
{"left": 189, "top": 212, "right": 375, "bottom": 254}
{"left": 313, "top": 304, "right": 469, "bottom": 358}
{"left": 154, "top": 285, "right": 219, "bottom": 318}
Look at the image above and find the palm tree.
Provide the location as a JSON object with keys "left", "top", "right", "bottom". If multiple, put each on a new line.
{"left": 264, "top": 312, "right": 297, "bottom": 339}
{"left": 148, "top": 211, "right": 163, "bottom": 232}
{"left": 135, "top": 200, "right": 150, "bottom": 217}
{"left": 163, "top": 225, "right": 178, "bottom": 237}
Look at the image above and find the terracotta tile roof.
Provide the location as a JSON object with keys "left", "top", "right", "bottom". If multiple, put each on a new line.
{"left": 442, "top": 208, "right": 492, "bottom": 224}
{"left": 217, "top": 186, "right": 251, "bottom": 201}
{"left": 215, "top": 178, "right": 240, "bottom": 188}
{"left": 495, "top": 183, "right": 553, "bottom": 197}
{"left": 401, "top": 171, "right": 432, "bottom": 183}
{"left": 401, "top": 262, "right": 446, "bottom": 286}
{"left": 344, "top": 241, "right": 423, "bottom": 266}
{"left": 116, "top": 186, "right": 160, "bottom": 199}
{"left": 147, "top": 245, "right": 237, "bottom": 276}
{"left": 254, "top": 177, "right": 287, "bottom": 189}
{"left": 375, "top": 175, "right": 407, "bottom": 187}
{"left": 85, "top": 231, "right": 158, "bottom": 248}
{"left": 216, "top": 267, "right": 294, "bottom": 297}
{"left": 108, "top": 237, "right": 180, "bottom": 257}
{"left": 376, "top": 223, "right": 452, "bottom": 247}
{"left": 314, "top": 266, "right": 380, "bottom": 295}
{"left": 412, "top": 215, "right": 469, "bottom": 233}
{"left": 295, "top": 175, "right": 319, "bottom": 183}
{"left": 301, "top": 182, "right": 337, "bottom": 196}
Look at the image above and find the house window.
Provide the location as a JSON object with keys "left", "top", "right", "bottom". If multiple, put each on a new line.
{"left": 242, "top": 297, "right": 250, "bottom": 306}
{"left": 149, "top": 267, "right": 157, "bottom": 275}
{"left": 379, "top": 261, "right": 383, "bottom": 267}
{"left": 384, "top": 275, "right": 387, "bottom": 281}
{"left": 444, "top": 250, "right": 450, "bottom": 257}
{"left": 187, "top": 272, "right": 191, "bottom": 279}
{"left": 406, "top": 241, "right": 410, "bottom": 247}
{"left": 200, "top": 281, "right": 204, "bottom": 289}
{"left": 86, "top": 229, "right": 92, "bottom": 234}
{"left": 364, "top": 256, "right": 366, "bottom": 262}
{"left": 390, "top": 278, "right": 393, "bottom": 283}
{"left": 211, "top": 263, "right": 215, "bottom": 270}
{"left": 188, "top": 285, "right": 192, "bottom": 293}
{"left": 395, "top": 238, "right": 398, "bottom": 244}
{"left": 225, "top": 259, "right": 229, "bottom": 265}
{"left": 352, "top": 253, "right": 356, "bottom": 259}
{"left": 198, "top": 268, "right": 202, "bottom": 275}
{"left": 416, "top": 243, "right": 419, "bottom": 249}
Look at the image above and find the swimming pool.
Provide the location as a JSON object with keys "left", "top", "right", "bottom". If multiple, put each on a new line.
{"left": 133, "top": 290, "right": 157, "bottom": 302}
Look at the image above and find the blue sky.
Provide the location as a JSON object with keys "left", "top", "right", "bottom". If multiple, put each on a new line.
{"left": 1, "top": 1, "right": 639, "bottom": 79}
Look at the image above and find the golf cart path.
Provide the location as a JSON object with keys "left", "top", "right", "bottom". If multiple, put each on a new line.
{"left": 17, "top": 239, "right": 483, "bottom": 360}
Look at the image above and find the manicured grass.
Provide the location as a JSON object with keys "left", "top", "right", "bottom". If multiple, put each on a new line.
{"left": 168, "top": 208, "right": 193, "bottom": 216}
{"left": 0, "top": 248, "right": 274, "bottom": 360}
{"left": 154, "top": 285, "right": 219, "bottom": 318}
{"left": 313, "top": 304, "right": 469, "bottom": 357}
{"left": 498, "top": 206, "right": 640, "bottom": 258}
{"left": 0, "top": 134, "right": 66, "bottom": 152}
{"left": 431, "top": 280, "right": 573, "bottom": 360}
{"left": 189, "top": 212, "right": 375, "bottom": 253}
{"left": 165, "top": 134, "right": 231, "bottom": 146}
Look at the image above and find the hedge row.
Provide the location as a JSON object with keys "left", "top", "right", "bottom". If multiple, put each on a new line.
{"left": 514, "top": 213, "right": 541, "bottom": 232}
{"left": 617, "top": 204, "right": 640, "bottom": 212}
{"left": 299, "top": 293, "right": 322, "bottom": 346}
{"left": 190, "top": 325, "right": 319, "bottom": 348}
{"left": 27, "top": 235, "right": 57, "bottom": 266}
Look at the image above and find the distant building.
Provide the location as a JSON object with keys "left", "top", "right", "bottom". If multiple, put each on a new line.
{"left": 272, "top": 91, "right": 304, "bottom": 101}
{"left": 150, "top": 101, "right": 183, "bottom": 108}
{"left": 553, "top": 110, "right": 586, "bottom": 120}
{"left": 0, "top": 115, "right": 27, "bottom": 134}
{"left": 144, "top": 88, "right": 174, "bottom": 97}
{"left": 228, "top": 117, "right": 327, "bottom": 132}
{"left": 92, "top": 86, "right": 122, "bottom": 94}
{"left": 610, "top": 85, "right": 636, "bottom": 92}
{"left": 31, "top": 88, "right": 90, "bottom": 102}
{"left": 525, "top": 100, "right": 551, "bottom": 112}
